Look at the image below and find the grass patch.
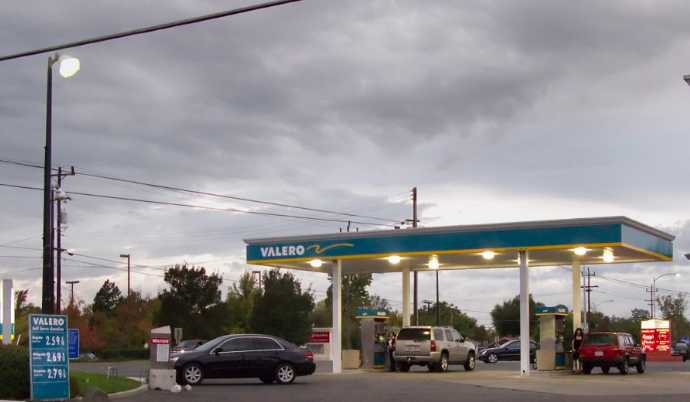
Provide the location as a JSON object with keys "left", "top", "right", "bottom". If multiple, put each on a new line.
{"left": 71, "top": 371, "right": 142, "bottom": 396}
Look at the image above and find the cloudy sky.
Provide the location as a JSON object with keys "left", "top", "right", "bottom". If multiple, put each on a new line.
{"left": 2, "top": 0, "right": 690, "bottom": 329}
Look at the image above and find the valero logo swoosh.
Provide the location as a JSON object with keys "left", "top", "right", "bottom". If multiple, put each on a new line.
{"left": 307, "top": 243, "right": 354, "bottom": 254}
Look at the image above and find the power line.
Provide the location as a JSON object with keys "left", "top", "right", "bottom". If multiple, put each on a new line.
{"left": 0, "top": 0, "right": 304, "bottom": 62}
{"left": 0, "top": 158, "right": 407, "bottom": 225}
{"left": 0, "top": 182, "right": 393, "bottom": 227}
{"left": 76, "top": 171, "right": 399, "bottom": 224}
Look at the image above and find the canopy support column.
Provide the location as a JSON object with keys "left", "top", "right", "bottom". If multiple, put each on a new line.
{"left": 332, "top": 259, "right": 342, "bottom": 374}
{"left": 519, "top": 250, "right": 530, "bottom": 375}
{"left": 572, "top": 259, "right": 582, "bottom": 330}
{"left": 402, "top": 268, "right": 410, "bottom": 326}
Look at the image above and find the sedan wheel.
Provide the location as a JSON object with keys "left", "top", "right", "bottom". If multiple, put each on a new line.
{"left": 488, "top": 353, "right": 499, "bottom": 364}
{"left": 183, "top": 363, "right": 204, "bottom": 385}
{"left": 275, "top": 363, "right": 296, "bottom": 384}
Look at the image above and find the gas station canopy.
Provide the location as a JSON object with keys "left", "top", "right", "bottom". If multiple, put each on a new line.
{"left": 244, "top": 216, "right": 674, "bottom": 375}
{"left": 245, "top": 216, "right": 674, "bottom": 274}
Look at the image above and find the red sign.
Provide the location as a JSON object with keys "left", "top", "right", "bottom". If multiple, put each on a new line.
{"left": 641, "top": 320, "right": 671, "bottom": 352}
{"left": 310, "top": 331, "right": 330, "bottom": 343}
{"left": 150, "top": 337, "right": 170, "bottom": 345}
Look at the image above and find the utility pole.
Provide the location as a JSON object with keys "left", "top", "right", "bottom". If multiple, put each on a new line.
{"left": 120, "top": 254, "right": 131, "bottom": 297}
{"left": 412, "top": 187, "right": 418, "bottom": 325}
{"left": 581, "top": 267, "right": 598, "bottom": 327}
{"left": 66, "top": 280, "right": 79, "bottom": 307}
{"left": 54, "top": 166, "right": 74, "bottom": 313}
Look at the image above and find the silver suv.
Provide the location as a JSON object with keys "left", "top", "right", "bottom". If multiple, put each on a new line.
{"left": 393, "top": 326, "right": 475, "bottom": 372}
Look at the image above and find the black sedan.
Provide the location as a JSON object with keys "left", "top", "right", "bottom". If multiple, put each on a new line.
{"left": 173, "top": 334, "right": 316, "bottom": 385}
{"left": 478, "top": 340, "right": 538, "bottom": 363}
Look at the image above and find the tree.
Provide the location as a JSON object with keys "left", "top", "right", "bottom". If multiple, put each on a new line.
{"left": 250, "top": 269, "right": 314, "bottom": 345}
{"left": 13, "top": 289, "right": 40, "bottom": 346}
{"left": 418, "top": 301, "right": 477, "bottom": 335}
{"left": 92, "top": 280, "right": 124, "bottom": 318}
{"left": 657, "top": 293, "right": 689, "bottom": 341}
{"left": 226, "top": 272, "right": 259, "bottom": 334}
{"left": 155, "top": 263, "right": 225, "bottom": 339}
{"left": 325, "top": 274, "right": 373, "bottom": 349}
{"left": 490, "top": 295, "right": 543, "bottom": 337}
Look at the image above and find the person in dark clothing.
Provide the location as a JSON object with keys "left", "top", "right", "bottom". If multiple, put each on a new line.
{"left": 387, "top": 332, "right": 397, "bottom": 371}
{"left": 571, "top": 328, "right": 584, "bottom": 374}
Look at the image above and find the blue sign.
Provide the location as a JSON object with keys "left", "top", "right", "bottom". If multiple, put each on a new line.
{"left": 68, "top": 329, "right": 79, "bottom": 360}
{"left": 29, "top": 315, "right": 70, "bottom": 400}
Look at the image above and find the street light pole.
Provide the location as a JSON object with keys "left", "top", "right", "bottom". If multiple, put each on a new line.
{"left": 592, "top": 299, "right": 614, "bottom": 311}
{"left": 41, "top": 53, "right": 79, "bottom": 314}
{"left": 650, "top": 273, "right": 680, "bottom": 318}
{"left": 120, "top": 254, "right": 131, "bottom": 297}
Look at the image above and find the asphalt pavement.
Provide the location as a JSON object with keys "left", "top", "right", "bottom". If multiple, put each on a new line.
{"left": 70, "top": 360, "right": 690, "bottom": 402}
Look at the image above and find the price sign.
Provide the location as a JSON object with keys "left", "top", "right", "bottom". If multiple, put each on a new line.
{"left": 29, "top": 314, "right": 70, "bottom": 400}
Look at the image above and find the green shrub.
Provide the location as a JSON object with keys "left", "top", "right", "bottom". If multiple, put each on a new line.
{"left": 0, "top": 344, "right": 30, "bottom": 400}
{"left": 99, "top": 348, "right": 149, "bottom": 360}
{"left": 69, "top": 374, "right": 81, "bottom": 398}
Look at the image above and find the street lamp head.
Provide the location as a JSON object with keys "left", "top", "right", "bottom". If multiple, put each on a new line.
{"left": 51, "top": 53, "right": 80, "bottom": 78}
{"left": 120, "top": 254, "right": 130, "bottom": 258}
{"left": 685, "top": 75, "right": 690, "bottom": 88}
{"left": 684, "top": 252, "right": 690, "bottom": 260}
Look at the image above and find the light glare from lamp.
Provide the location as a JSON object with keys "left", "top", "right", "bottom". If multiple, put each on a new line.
{"left": 58, "top": 56, "right": 80, "bottom": 78}
{"left": 428, "top": 257, "right": 439, "bottom": 269}
{"left": 574, "top": 247, "right": 587, "bottom": 256}
{"left": 482, "top": 251, "right": 495, "bottom": 260}
{"left": 603, "top": 250, "right": 614, "bottom": 263}
{"left": 310, "top": 259, "right": 322, "bottom": 268}
{"left": 388, "top": 256, "right": 401, "bottom": 264}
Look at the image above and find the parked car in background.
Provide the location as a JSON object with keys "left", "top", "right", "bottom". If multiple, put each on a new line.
{"left": 393, "top": 326, "right": 475, "bottom": 372}
{"left": 78, "top": 352, "right": 98, "bottom": 360}
{"left": 173, "top": 339, "right": 207, "bottom": 354}
{"left": 173, "top": 334, "right": 315, "bottom": 385}
{"left": 579, "top": 332, "right": 645, "bottom": 375}
{"left": 478, "top": 340, "right": 538, "bottom": 363}
{"left": 674, "top": 342, "right": 688, "bottom": 362}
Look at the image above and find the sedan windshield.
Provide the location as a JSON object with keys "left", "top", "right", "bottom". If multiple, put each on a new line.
{"left": 193, "top": 336, "right": 227, "bottom": 352}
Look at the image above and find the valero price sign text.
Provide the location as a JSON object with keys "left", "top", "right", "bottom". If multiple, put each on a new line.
{"left": 29, "top": 314, "right": 70, "bottom": 400}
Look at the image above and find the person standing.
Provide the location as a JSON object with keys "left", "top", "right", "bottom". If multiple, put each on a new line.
{"left": 572, "top": 328, "right": 584, "bottom": 374}
{"left": 387, "top": 332, "right": 397, "bottom": 371}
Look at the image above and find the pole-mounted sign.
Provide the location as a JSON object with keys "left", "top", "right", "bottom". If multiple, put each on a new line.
{"left": 29, "top": 314, "right": 70, "bottom": 400}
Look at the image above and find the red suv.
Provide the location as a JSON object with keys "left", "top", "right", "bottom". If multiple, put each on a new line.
{"left": 579, "top": 332, "right": 646, "bottom": 375}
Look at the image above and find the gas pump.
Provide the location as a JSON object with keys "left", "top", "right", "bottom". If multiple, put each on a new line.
{"left": 356, "top": 308, "right": 390, "bottom": 369}
{"left": 534, "top": 305, "right": 568, "bottom": 371}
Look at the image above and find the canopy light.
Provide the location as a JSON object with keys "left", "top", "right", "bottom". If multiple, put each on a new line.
{"left": 428, "top": 256, "right": 439, "bottom": 270}
{"left": 481, "top": 251, "right": 495, "bottom": 260}
{"left": 56, "top": 54, "right": 80, "bottom": 78}
{"left": 603, "top": 249, "right": 614, "bottom": 263}
{"left": 573, "top": 247, "right": 587, "bottom": 256}
{"left": 309, "top": 259, "right": 323, "bottom": 268}
{"left": 388, "top": 255, "right": 401, "bottom": 264}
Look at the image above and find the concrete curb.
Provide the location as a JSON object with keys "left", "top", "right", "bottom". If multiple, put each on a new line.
{"left": 108, "top": 384, "right": 149, "bottom": 400}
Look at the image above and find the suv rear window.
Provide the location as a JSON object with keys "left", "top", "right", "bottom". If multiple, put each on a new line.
{"left": 583, "top": 334, "right": 617, "bottom": 346}
{"left": 397, "top": 328, "right": 431, "bottom": 341}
